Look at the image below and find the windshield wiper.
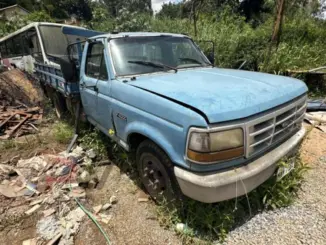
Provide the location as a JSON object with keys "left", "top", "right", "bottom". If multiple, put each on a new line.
{"left": 128, "top": 60, "right": 177, "bottom": 73}
{"left": 179, "top": 57, "right": 211, "bottom": 66}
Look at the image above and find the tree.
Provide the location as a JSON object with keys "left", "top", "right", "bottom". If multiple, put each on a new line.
{"left": 101, "top": 0, "right": 152, "bottom": 18}
{"left": 239, "top": 0, "right": 272, "bottom": 25}
{"left": 156, "top": 2, "right": 182, "bottom": 19}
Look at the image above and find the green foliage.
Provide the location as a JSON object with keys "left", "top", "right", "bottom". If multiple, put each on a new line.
{"left": 258, "top": 156, "right": 309, "bottom": 209}
{"left": 156, "top": 154, "right": 308, "bottom": 243}
{"left": 53, "top": 121, "right": 74, "bottom": 144}
{"left": 0, "top": 10, "right": 53, "bottom": 37}
{"left": 115, "top": 8, "right": 151, "bottom": 32}
{"left": 25, "top": 10, "right": 53, "bottom": 22}
{"left": 78, "top": 128, "right": 110, "bottom": 158}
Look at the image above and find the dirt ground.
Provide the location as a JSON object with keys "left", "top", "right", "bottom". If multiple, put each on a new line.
{"left": 0, "top": 123, "right": 325, "bottom": 245}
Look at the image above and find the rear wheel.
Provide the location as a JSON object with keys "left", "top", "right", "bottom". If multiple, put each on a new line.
{"left": 136, "top": 140, "right": 181, "bottom": 202}
{"left": 53, "top": 92, "right": 67, "bottom": 119}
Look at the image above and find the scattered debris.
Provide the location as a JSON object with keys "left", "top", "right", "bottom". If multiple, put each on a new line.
{"left": 109, "top": 195, "right": 118, "bottom": 204}
{"left": 98, "top": 214, "right": 112, "bottom": 224}
{"left": 102, "top": 203, "right": 112, "bottom": 210}
{"left": 0, "top": 144, "right": 112, "bottom": 244}
{"left": 138, "top": 197, "right": 149, "bottom": 202}
{"left": 137, "top": 190, "right": 149, "bottom": 202}
{"left": 305, "top": 112, "right": 326, "bottom": 135}
{"left": 77, "top": 170, "right": 91, "bottom": 184}
{"left": 175, "top": 223, "right": 187, "bottom": 233}
{"left": 61, "top": 183, "right": 79, "bottom": 190}
{"left": 43, "top": 208, "right": 56, "bottom": 218}
{"left": 93, "top": 205, "right": 103, "bottom": 214}
{"left": 0, "top": 105, "right": 43, "bottom": 139}
{"left": 22, "top": 238, "right": 38, "bottom": 245}
{"left": 316, "top": 125, "right": 326, "bottom": 133}
{"left": 46, "top": 233, "right": 62, "bottom": 245}
{"left": 305, "top": 112, "right": 326, "bottom": 124}
{"left": 69, "top": 187, "right": 86, "bottom": 198}
{"left": 30, "top": 199, "right": 44, "bottom": 206}
{"left": 25, "top": 204, "right": 41, "bottom": 215}
{"left": 37, "top": 215, "right": 60, "bottom": 240}
{"left": 86, "top": 149, "right": 97, "bottom": 159}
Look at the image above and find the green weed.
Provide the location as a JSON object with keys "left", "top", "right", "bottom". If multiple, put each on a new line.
{"left": 156, "top": 154, "right": 308, "bottom": 243}
{"left": 53, "top": 121, "right": 74, "bottom": 144}
{"left": 78, "top": 128, "right": 110, "bottom": 159}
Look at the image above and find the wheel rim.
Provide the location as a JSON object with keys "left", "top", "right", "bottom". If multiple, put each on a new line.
{"left": 140, "top": 153, "right": 169, "bottom": 200}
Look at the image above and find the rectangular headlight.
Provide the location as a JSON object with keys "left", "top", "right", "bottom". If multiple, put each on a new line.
{"left": 210, "top": 128, "right": 243, "bottom": 151}
{"left": 187, "top": 128, "right": 244, "bottom": 163}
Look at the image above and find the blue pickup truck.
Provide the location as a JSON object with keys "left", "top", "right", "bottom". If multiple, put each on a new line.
{"left": 34, "top": 28, "right": 308, "bottom": 203}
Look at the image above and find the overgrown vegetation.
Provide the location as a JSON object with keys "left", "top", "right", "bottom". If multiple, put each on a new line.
{"left": 2, "top": 0, "right": 326, "bottom": 76}
{"left": 156, "top": 154, "right": 309, "bottom": 243}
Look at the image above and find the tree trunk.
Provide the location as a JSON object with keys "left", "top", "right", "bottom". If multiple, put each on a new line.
{"left": 271, "top": 0, "right": 285, "bottom": 47}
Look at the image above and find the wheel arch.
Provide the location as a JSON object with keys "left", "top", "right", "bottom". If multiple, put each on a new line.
{"left": 126, "top": 126, "right": 177, "bottom": 164}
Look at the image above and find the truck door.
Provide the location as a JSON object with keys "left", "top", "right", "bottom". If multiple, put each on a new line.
{"left": 80, "top": 40, "right": 111, "bottom": 128}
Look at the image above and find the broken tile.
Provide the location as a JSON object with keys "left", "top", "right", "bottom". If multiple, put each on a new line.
{"left": 29, "top": 198, "right": 43, "bottom": 206}
{"left": 25, "top": 204, "right": 41, "bottom": 215}
{"left": 101, "top": 203, "right": 112, "bottom": 210}
{"left": 93, "top": 205, "right": 103, "bottom": 214}
{"left": 138, "top": 197, "right": 149, "bottom": 202}
{"left": 22, "top": 238, "right": 37, "bottom": 245}
{"left": 43, "top": 208, "right": 56, "bottom": 217}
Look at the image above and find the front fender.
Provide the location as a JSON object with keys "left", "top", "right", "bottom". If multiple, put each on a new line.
{"left": 125, "top": 121, "right": 186, "bottom": 168}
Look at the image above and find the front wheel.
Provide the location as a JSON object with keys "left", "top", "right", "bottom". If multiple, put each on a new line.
{"left": 136, "top": 140, "right": 181, "bottom": 202}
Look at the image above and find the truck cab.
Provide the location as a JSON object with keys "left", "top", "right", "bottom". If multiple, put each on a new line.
{"left": 75, "top": 32, "right": 308, "bottom": 203}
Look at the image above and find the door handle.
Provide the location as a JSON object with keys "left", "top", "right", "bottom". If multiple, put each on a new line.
{"left": 80, "top": 82, "right": 98, "bottom": 92}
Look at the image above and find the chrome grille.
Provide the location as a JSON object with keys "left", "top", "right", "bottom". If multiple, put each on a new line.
{"left": 245, "top": 95, "right": 307, "bottom": 157}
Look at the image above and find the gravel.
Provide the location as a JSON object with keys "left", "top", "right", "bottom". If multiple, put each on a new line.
{"left": 222, "top": 156, "right": 326, "bottom": 245}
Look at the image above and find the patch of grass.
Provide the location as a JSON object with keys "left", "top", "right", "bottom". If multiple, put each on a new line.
{"left": 78, "top": 127, "right": 133, "bottom": 169}
{"left": 78, "top": 127, "right": 111, "bottom": 159}
{"left": 156, "top": 154, "right": 308, "bottom": 243}
{"left": 0, "top": 139, "right": 16, "bottom": 150}
{"left": 53, "top": 121, "right": 74, "bottom": 144}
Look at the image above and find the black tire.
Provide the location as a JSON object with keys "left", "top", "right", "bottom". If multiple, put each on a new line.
{"left": 136, "top": 140, "right": 181, "bottom": 203}
{"left": 53, "top": 92, "right": 67, "bottom": 119}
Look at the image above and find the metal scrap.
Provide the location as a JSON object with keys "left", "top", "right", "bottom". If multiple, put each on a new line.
{"left": 0, "top": 105, "right": 43, "bottom": 139}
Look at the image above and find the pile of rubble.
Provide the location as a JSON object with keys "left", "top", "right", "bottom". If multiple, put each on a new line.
{"left": 0, "top": 146, "right": 115, "bottom": 245}
{"left": 0, "top": 69, "right": 45, "bottom": 139}
{"left": 305, "top": 111, "right": 326, "bottom": 132}
{"left": 0, "top": 105, "right": 43, "bottom": 139}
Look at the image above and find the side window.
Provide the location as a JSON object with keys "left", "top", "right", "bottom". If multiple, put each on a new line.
{"left": 85, "top": 42, "right": 108, "bottom": 80}
{"left": 0, "top": 42, "right": 7, "bottom": 58}
{"left": 6, "top": 40, "right": 14, "bottom": 56}
{"left": 12, "top": 35, "right": 23, "bottom": 56}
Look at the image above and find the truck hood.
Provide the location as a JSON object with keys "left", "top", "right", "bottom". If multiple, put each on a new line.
{"left": 128, "top": 68, "right": 308, "bottom": 123}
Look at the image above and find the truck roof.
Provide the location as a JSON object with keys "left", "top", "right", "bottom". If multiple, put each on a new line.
{"left": 89, "top": 32, "right": 189, "bottom": 40}
{"left": 0, "top": 22, "right": 86, "bottom": 42}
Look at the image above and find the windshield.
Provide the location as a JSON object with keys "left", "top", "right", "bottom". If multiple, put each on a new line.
{"left": 110, "top": 36, "right": 210, "bottom": 76}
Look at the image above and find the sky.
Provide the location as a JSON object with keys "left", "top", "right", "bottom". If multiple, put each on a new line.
{"left": 152, "top": 0, "right": 182, "bottom": 13}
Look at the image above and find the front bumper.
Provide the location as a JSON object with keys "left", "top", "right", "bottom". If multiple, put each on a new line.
{"left": 174, "top": 127, "right": 306, "bottom": 203}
